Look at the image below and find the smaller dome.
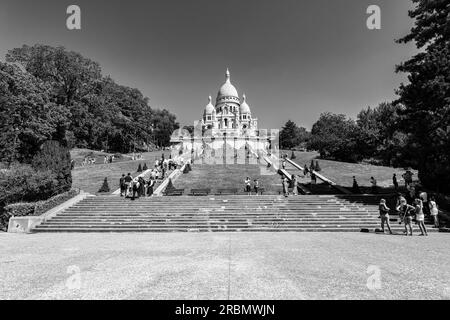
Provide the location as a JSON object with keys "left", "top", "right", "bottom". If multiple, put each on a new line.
{"left": 240, "top": 94, "right": 251, "bottom": 114}
{"left": 205, "top": 95, "right": 215, "bottom": 114}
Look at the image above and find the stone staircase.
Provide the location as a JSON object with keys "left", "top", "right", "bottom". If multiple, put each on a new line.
{"left": 31, "top": 195, "right": 437, "bottom": 233}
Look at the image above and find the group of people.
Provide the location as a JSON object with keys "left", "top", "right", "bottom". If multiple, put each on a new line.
{"left": 352, "top": 170, "right": 415, "bottom": 195}
{"left": 378, "top": 192, "right": 440, "bottom": 236}
{"left": 281, "top": 175, "right": 303, "bottom": 197}
{"left": 130, "top": 153, "right": 143, "bottom": 161}
{"left": 82, "top": 157, "right": 96, "bottom": 166}
{"left": 119, "top": 173, "right": 156, "bottom": 199}
{"left": 352, "top": 176, "right": 379, "bottom": 194}
{"left": 280, "top": 159, "right": 317, "bottom": 186}
{"left": 118, "top": 154, "right": 184, "bottom": 199}
{"left": 152, "top": 156, "right": 178, "bottom": 180}
{"left": 103, "top": 155, "right": 115, "bottom": 164}
{"left": 244, "top": 177, "right": 260, "bottom": 195}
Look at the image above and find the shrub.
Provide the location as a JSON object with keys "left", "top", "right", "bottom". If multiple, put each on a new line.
{"left": 0, "top": 164, "right": 58, "bottom": 204}
{"left": 290, "top": 150, "right": 296, "bottom": 160}
{"left": 137, "top": 163, "right": 142, "bottom": 172}
{"left": 143, "top": 163, "right": 148, "bottom": 171}
{"left": 165, "top": 178, "right": 175, "bottom": 191}
{"left": 1, "top": 189, "right": 79, "bottom": 231}
{"left": 98, "top": 177, "right": 110, "bottom": 193}
{"left": 32, "top": 140, "right": 72, "bottom": 194}
{"left": 34, "top": 189, "right": 79, "bottom": 215}
{"left": 315, "top": 160, "right": 321, "bottom": 172}
{"left": 310, "top": 160, "right": 315, "bottom": 171}
{"left": 183, "top": 163, "right": 191, "bottom": 174}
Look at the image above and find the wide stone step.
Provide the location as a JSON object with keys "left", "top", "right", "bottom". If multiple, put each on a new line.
{"left": 50, "top": 216, "right": 379, "bottom": 221}
{"left": 34, "top": 226, "right": 426, "bottom": 234}
{"left": 57, "top": 214, "right": 376, "bottom": 218}
{"left": 42, "top": 220, "right": 381, "bottom": 225}
{"left": 33, "top": 194, "right": 414, "bottom": 233}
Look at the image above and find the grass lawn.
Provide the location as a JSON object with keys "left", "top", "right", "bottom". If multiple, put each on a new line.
{"left": 284, "top": 150, "right": 417, "bottom": 191}
{"left": 70, "top": 147, "right": 418, "bottom": 195}
{"left": 175, "top": 163, "right": 283, "bottom": 195}
{"left": 71, "top": 149, "right": 174, "bottom": 194}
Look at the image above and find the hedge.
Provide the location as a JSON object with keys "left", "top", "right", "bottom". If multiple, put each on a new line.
{"left": 1, "top": 189, "right": 79, "bottom": 231}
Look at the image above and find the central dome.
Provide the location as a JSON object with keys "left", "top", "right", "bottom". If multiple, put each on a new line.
{"left": 216, "top": 68, "right": 239, "bottom": 101}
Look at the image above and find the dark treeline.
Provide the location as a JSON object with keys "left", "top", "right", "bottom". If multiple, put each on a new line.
{"left": 0, "top": 44, "right": 179, "bottom": 165}
{"left": 282, "top": 0, "right": 450, "bottom": 193}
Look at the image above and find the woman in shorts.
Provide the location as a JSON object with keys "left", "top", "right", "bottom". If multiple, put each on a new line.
{"left": 415, "top": 198, "right": 428, "bottom": 236}
{"left": 397, "top": 198, "right": 415, "bottom": 236}
{"left": 245, "top": 177, "right": 251, "bottom": 195}
{"left": 379, "top": 199, "right": 393, "bottom": 234}
{"left": 429, "top": 196, "right": 439, "bottom": 228}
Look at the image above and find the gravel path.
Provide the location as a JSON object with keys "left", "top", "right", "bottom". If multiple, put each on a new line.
{"left": 0, "top": 232, "right": 449, "bottom": 299}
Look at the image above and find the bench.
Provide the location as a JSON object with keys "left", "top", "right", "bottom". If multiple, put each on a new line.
{"left": 243, "top": 187, "right": 266, "bottom": 195}
{"left": 190, "top": 188, "right": 211, "bottom": 196}
{"left": 216, "top": 188, "right": 238, "bottom": 195}
{"left": 164, "top": 188, "right": 184, "bottom": 196}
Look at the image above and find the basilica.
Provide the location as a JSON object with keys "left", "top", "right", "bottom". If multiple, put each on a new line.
{"left": 200, "top": 69, "right": 258, "bottom": 137}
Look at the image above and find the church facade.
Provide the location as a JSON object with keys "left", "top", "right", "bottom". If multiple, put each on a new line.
{"left": 201, "top": 69, "right": 258, "bottom": 137}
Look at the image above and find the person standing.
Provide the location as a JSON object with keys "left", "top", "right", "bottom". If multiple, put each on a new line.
{"left": 124, "top": 173, "right": 133, "bottom": 197}
{"left": 162, "top": 166, "right": 166, "bottom": 179}
{"left": 393, "top": 174, "right": 399, "bottom": 191}
{"left": 138, "top": 177, "right": 145, "bottom": 197}
{"left": 370, "top": 177, "right": 378, "bottom": 194}
{"left": 303, "top": 164, "right": 309, "bottom": 177}
{"left": 419, "top": 190, "right": 430, "bottom": 218}
{"left": 292, "top": 175, "right": 298, "bottom": 196}
{"left": 397, "top": 198, "right": 415, "bottom": 236}
{"left": 379, "top": 199, "right": 393, "bottom": 234}
{"left": 132, "top": 179, "right": 140, "bottom": 200}
{"left": 253, "top": 179, "right": 260, "bottom": 196}
{"left": 147, "top": 178, "right": 155, "bottom": 197}
{"left": 282, "top": 159, "right": 286, "bottom": 170}
{"left": 407, "top": 184, "right": 416, "bottom": 203}
{"left": 245, "top": 177, "right": 251, "bottom": 195}
{"left": 119, "top": 174, "right": 126, "bottom": 197}
{"left": 310, "top": 172, "right": 317, "bottom": 185}
{"left": 415, "top": 198, "right": 428, "bottom": 236}
{"left": 429, "top": 196, "right": 439, "bottom": 228}
{"left": 402, "top": 170, "right": 413, "bottom": 188}
{"left": 282, "top": 177, "right": 289, "bottom": 197}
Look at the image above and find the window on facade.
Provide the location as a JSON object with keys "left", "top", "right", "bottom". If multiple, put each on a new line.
{"left": 207, "top": 116, "right": 211, "bottom": 120}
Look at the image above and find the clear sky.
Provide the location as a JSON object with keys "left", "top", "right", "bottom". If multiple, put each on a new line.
{"left": 0, "top": 0, "right": 417, "bottom": 130}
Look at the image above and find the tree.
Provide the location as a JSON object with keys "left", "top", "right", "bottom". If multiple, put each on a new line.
{"left": 0, "top": 62, "right": 69, "bottom": 163}
{"left": 395, "top": 0, "right": 450, "bottom": 192}
{"left": 356, "top": 102, "right": 405, "bottom": 165}
{"left": 279, "top": 120, "right": 310, "bottom": 149}
{"left": 4, "top": 44, "right": 180, "bottom": 154}
{"left": 308, "top": 113, "right": 360, "bottom": 162}
{"left": 6, "top": 44, "right": 102, "bottom": 106}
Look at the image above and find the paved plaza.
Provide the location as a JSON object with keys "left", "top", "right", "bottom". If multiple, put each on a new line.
{"left": 0, "top": 232, "right": 449, "bottom": 300}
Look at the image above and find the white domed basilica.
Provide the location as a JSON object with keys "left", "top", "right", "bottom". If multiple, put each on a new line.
{"left": 201, "top": 69, "right": 258, "bottom": 137}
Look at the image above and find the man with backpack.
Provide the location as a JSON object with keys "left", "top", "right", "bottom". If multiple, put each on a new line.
{"left": 119, "top": 174, "right": 126, "bottom": 197}
{"left": 124, "top": 173, "right": 133, "bottom": 197}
